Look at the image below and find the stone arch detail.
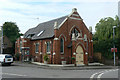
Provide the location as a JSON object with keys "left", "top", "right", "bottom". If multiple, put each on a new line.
{"left": 75, "top": 42, "right": 86, "bottom": 51}
{"left": 75, "top": 45, "right": 84, "bottom": 65}
{"left": 59, "top": 34, "right": 67, "bottom": 41}
{"left": 69, "top": 25, "right": 82, "bottom": 35}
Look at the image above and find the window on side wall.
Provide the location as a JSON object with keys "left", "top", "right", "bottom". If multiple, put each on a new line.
{"left": 35, "top": 43, "right": 39, "bottom": 53}
{"left": 60, "top": 38, "right": 64, "bottom": 54}
{"left": 20, "top": 41, "right": 22, "bottom": 53}
{"left": 46, "top": 42, "right": 51, "bottom": 54}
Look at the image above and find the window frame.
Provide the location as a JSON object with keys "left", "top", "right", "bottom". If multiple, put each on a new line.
{"left": 60, "top": 38, "right": 64, "bottom": 54}
{"left": 71, "top": 28, "right": 80, "bottom": 40}
{"left": 20, "top": 41, "right": 22, "bottom": 53}
{"left": 46, "top": 41, "right": 51, "bottom": 54}
{"left": 35, "top": 43, "right": 39, "bottom": 53}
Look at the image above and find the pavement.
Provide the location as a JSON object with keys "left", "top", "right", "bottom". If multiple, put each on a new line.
{"left": 13, "top": 61, "right": 118, "bottom": 70}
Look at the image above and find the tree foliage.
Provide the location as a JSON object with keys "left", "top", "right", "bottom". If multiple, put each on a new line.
{"left": 3, "top": 22, "right": 22, "bottom": 54}
{"left": 93, "top": 16, "right": 120, "bottom": 59}
{"left": 3, "top": 22, "right": 20, "bottom": 44}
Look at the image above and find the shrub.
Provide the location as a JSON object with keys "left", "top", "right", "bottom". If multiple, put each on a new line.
{"left": 43, "top": 54, "right": 49, "bottom": 61}
{"left": 15, "top": 53, "right": 20, "bottom": 61}
{"left": 71, "top": 57, "right": 75, "bottom": 60}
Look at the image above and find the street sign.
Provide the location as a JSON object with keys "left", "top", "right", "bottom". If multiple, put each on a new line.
{"left": 111, "top": 48, "right": 117, "bottom": 52}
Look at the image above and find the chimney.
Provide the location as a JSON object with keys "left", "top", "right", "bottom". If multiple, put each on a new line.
{"left": 72, "top": 8, "right": 77, "bottom": 12}
{"left": 54, "top": 21, "right": 58, "bottom": 29}
{"left": 89, "top": 26, "right": 92, "bottom": 32}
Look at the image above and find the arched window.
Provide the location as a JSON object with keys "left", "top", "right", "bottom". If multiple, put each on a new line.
{"left": 71, "top": 28, "right": 79, "bottom": 39}
{"left": 60, "top": 38, "right": 64, "bottom": 53}
{"left": 46, "top": 42, "right": 51, "bottom": 53}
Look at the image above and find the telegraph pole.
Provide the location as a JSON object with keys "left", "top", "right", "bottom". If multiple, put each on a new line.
{"left": 1, "top": 26, "right": 3, "bottom": 54}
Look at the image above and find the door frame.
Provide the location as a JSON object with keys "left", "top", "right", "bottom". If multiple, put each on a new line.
{"left": 75, "top": 44, "right": 85, "bottom": 66}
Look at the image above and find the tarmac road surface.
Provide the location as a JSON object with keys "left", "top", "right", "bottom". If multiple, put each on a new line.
{"left": 0, "top": 62, "right": 119, "bottom": 80}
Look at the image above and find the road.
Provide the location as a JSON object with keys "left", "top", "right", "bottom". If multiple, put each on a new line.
{"left": 0, "top": 62, "right": 119, "bottom": 80}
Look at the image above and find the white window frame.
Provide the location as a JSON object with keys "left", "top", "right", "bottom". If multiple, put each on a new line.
{"left": 60, "top": 38, "right": 64, "bottom": 54}
{"left": 46, "top": 41, "right": 51, "bottom": 54}
{"left": 35, "top": 43, "right": 39, "bottom": 53}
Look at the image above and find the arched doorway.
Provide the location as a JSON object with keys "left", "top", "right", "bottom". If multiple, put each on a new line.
{"left": 76, "top": 45, "right": 84, "bottom": 65}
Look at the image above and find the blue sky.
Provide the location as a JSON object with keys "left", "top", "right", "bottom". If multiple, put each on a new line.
{"left": 0, "top": 0, "right": 118, "bottom": 33}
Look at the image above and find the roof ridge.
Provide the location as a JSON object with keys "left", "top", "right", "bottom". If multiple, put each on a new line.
{"left": 24, "top": 15, "right": 68, "bottom": 39}
{"left": 37, "top": 15, "right": 68, "bottom": 26}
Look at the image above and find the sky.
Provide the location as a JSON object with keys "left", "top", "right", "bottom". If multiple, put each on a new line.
{"left": 0, "top": 0, "right": 119, "bottom": 33}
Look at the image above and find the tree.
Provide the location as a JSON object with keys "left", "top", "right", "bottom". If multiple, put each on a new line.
{"left": 93, "top": 16, "right": 120, "bottom": 59}
{"left": 3, "top": 22, "right": 22, "bottom": 54}
{"left": 3, "top": 22, "right": 20, "bottom": 44}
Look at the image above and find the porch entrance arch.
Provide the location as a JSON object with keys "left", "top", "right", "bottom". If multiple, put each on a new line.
{"left": 76, "top": 45, "right": 84, "bottom": 65}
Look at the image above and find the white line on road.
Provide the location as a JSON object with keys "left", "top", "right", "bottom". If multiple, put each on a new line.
{"left": 97, "top": 69, "right": 118, "bottom": 79}
{"left": 90, "top": 69, "right": 119, "bottom": 80}
{"left": 90, "top": 70, "right": 107, "bottom": 78}
{"left": 2, "top": 73, "right": 27, "bottom": 77}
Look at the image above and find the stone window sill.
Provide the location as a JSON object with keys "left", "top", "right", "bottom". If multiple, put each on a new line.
{"left": 35, "top": 52, "right": 39, "bottom": 54}
{"left": 61, "top": 52, "right": 64, "bottom": 54}
{"left": 47, "top": 52, "right": 51, "bottom": 55}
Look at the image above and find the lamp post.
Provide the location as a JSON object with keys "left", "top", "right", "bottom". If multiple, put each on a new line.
{"left": 1, "top": 26, "right": 3, "bottom": 54}
{"left": 113, "top": 26, "right": 116, "bottom": 66}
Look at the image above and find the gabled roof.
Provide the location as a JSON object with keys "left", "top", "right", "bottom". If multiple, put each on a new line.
{"left": 24, "top": 15, "right": 68, "bottom": 40}
{"left": 24, "top": 8, "right": 85, "bottom": 40}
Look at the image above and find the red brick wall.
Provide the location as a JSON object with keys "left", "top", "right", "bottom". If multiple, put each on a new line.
{"left": 30, "top": 38, "right": 54, "bottom": 64}
{"left": 53, "top": 11, "right": 93, "bottom": 64}
{"left": 15, "top": 11, "right": 93, "bottom": 65}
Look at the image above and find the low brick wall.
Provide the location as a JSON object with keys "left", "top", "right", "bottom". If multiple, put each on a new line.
{"left": 103, "top": 59, "right": 119, "bottom": 66}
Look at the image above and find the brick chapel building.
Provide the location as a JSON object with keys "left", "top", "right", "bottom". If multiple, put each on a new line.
{"left": 15, "top": 8, "right": 93, "bottom": 66}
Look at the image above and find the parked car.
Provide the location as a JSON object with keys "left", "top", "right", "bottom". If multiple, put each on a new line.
{"left": 0, "top": 54, "right": 13, "bottom": 66}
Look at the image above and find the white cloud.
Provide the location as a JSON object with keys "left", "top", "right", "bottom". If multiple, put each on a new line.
{"left": 0, "top": 0, "right": 118, "bottom": 33}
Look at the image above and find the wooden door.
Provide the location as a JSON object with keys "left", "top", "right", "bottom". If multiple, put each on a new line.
{"left": 76, "top": 45, "right": 84, "bottom": 65}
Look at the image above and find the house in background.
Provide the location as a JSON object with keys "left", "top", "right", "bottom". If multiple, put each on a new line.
{"left": 15, "top": 8, "right": 93, "bottom": 66}
{"left": 0, "top": 36, "right": 13, "bottom": 54}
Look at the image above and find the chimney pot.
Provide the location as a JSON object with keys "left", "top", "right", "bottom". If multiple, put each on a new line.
{"left": 72, "top": 8, "right": 77, "bottom": 12}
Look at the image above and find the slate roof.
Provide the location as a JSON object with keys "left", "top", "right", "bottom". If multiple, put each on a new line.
{"left": 24, "top": 15, "right": 68, "bottom": 40}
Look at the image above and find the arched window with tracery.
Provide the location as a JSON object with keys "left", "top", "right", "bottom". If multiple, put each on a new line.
{"left": 71, "top": 28, "right": 80, "bottom": 40}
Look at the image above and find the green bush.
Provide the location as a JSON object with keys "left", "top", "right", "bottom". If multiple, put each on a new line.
{"left": 15, "top": 53, "right": 20, "bottom": 61}
{"left": 71, "top": 57, "right": 75, "bottom": 60}
{"left": 43, "top": 54, "right": 49, "bottom": 61}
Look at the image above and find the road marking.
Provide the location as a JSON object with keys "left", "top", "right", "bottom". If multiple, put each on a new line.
{"left": 97, "top": 69, "right": 118, "bottom": 79}
{"left": 2, "top": 73, "right": 27, "bottom": 77}
{"left": 90, "top": 69, "right": 119, "bottom": 80}
{"left": 90, "top": 70, "right": 107, "bottom": 78}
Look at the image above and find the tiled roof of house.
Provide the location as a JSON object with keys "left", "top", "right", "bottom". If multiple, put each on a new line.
{"left": 24, "top": 15, "right": 68, "bottom": 40}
